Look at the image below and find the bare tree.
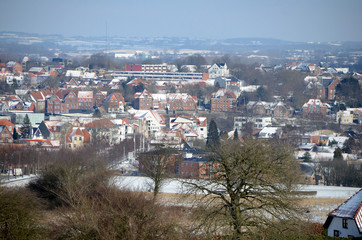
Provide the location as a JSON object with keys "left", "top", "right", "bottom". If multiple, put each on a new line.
{"left": 183, "top": 139, "right": 302, "bottom": 239}
{"left": 139, "top": 146, "right": 180, "bottom": 200}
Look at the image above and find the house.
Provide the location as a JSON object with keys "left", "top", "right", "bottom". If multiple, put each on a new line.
{"left": 0, "top": 125, "right": 13, "bottom": 143}
{"left": 324, "top": 189, "right": 362, "bottom": 238}
{"left": 77, "top": 91, "right": 94, "bottom": 110}
{"left": 46, "top": 94, "right": 62, "bottom": 115}
{"left": 336, "top": 110, "right": 354, "bottom": 124}
{"left": 6, "top": 61, "right": 22, "bottom": 74}
{"left": 257, "top": 127, "right": 282, "bottom": 139}
{"left": 30, "top": 89, "right": 52, "bottom": 113}
{"left": 302, "top": 99, "right": 328, "bottom": 118}
{"left": 133, "top": 110, "right": 166, "bottom": 136}
{"left": 111, "top": 118, "right": 136, "bottom": 142}
{"left": 33, "top": 121, "right": 72, "bottom": 141}
{"left": 85, "top": 118, "right": 118, "bottom": 145}
{"left": 208, "top": 63, "right": 230, "bottom": 79}
{"left": 61, "top": 91, "right": 78, "bottom": 113}
{"left": 94, "top": 90, "right": 107, "bottom": 107}
{"left": 167, "top": 93, "right": 197, "bottom": 111}
{"left": 66, "top": 127, "right": 91, "bottom": 149}
{"left": 28, "top": 67, "right": 46, "bottom": 76}
{"left": 170, "top": 116, "right": 207, "bottom": 140}
{"left": 210, "top": 89, "right": 237, "bottom": 112}
{"left": 134, "top": 90, "right": 197, "bottom": 111}
{"left": 104, "top": 92, "right": 125, "bottom": 113}
{"left": 234, "top": 116, "right": 272, "bottom": 130}
{"left": 134, "top": 89, "right": 153, "bottom": 110}
{"left": 317, "top": 78, "right": 340, "bottom": 100}
{"left": 246, "top": 101, "right": 294, "bottom": 117}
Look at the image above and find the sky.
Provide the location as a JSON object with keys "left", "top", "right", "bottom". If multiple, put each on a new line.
{"left": 1, "top": 0, "right": 362, "bottom": 42}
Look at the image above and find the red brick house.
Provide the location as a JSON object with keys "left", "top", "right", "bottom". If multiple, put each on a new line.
{"left": 318, "top": 78, "right": 340, "bottom": 100}
{"left": 0, "top": 125, "right": 13, "bottom": 143}
{"left": 302, "top": 99, "right": 328, "bottom": 117}
{"left": 61, "top": 91, "right": 78, "bottom": 113}
{"left": 104, "top": 92, "right": 125, "bottom": 113}
{"left": 210, "top": 89, "right": 236, "bottom": 112}
{"left": 95, "top": 90, "right": 107, "bottom": 107}
{"left": 78, "top": 91, "right": 94, "bottom": 110}
{"left": 6, "top": 61, "right": 22, "bottom": 74}
{"left": 0, "top": 119, "right": 15, "bottom": 143}
{"left": 178, "top": 158, "right": 220, "bottom": 179}
{"left": 134, "top": 89, "right": 153, "bottom": 110}
{"left": 167, "top": 93, "right": 197, "bottom": 111}
{"left": 46, "top": 94, "right": 62, "bottom": 115}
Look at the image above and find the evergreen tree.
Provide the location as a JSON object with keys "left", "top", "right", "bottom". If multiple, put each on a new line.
{"left": 21, "top": 114, "right": 32, "bottom": 138}
{"left": 206, "top": 119, "right": 219, "bottom": 149}
{"left": 12, "top": 127, "right": 19, "bottom": 142}
{"left": 302, "top": 151, "right": 312, "bottom": 162}
{"left": 233, "top": 128, "right": 239, "bottom": 140}
{"left": 333, "top": 147, "right": 343, "bottom": 160}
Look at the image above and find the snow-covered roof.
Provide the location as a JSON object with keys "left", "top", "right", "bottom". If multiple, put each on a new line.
{"left": 329, "top": 189, "right": 362, "bottom": 231}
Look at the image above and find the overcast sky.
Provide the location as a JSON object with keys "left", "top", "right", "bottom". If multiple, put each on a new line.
{"left": 1, "top": 0, "right": 362, "bottom": 42}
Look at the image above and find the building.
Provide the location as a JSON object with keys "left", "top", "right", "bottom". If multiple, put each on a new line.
{"left": 134, "top": 90, "right": 197, "bottom": 111}
{"left": 336, "top": 110, "right": 354, "bottom": 124}
{"left": 125, "top": 63, "right": 168, "bottom": 72}
{"left": 66, "top": 127, "right": 91, "bottom": 149}
{"left": 133, "top": 110, "right": 166, "bottom": 135}
{"left": 302, "top": 99, "right": 328, "bottom": 117}
{"left": 170, "top": 116, "right": 207, "bottom": 140}
{"left": 318, "top": 78, "right": 340, "bottom": 100}
{"left": 77, "top": 91, "right": 94, "bottom": 110}
{"left": 246, "top": 101, "right": 294, "bottom": 117}
{"left": 104, "top": 92, "right": 125, "bottom": 113}
{"left": 324, "top": 189, "right": 362, "bottom": 238}
{"left": 234, "top": 116, "right": 272, "bottom": 130}
{"left": 208, "top": 63, "right": 230, "bottom": 79}
{"left": 134, "top": 89, "right": 153, "bottom": 110}
{"left": 210, "top": 89, "right": 236, "bottom": 112}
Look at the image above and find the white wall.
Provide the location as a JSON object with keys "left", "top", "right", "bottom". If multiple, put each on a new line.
{"left": 328, "top": 217, "right": 362, "bottom": 238}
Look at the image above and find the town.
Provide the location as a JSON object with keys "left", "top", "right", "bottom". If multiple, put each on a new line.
{"left": 1, "top": 21, "right": 362, "bottom": 240}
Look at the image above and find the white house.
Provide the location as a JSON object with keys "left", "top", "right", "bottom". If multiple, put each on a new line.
{"left": 133, "top": 110, "right": 166, "bottom": 135}
{"left": 324, "top": 189, "right": 362, "bottom": 238}
{"left": 170, "top": 115, "right": 207, "bottom": 140}
{"left": 208, "top": 63, "right": 230, "bottom": 79}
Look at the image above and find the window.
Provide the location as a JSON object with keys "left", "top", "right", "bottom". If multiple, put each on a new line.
{"left": 334, "top": 230, "right": 339, "bottom": 237}
{"left": 343, "top": 219, "right": 348, "bottom": 229}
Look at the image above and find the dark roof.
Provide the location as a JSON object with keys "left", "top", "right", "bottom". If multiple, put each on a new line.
{"left": 329, "top": 189, "right": 362, "bottom": 219}
{"left": 322, "top": 78, "right": 334, "bottom": 88}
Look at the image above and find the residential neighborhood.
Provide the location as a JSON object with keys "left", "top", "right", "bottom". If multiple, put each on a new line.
{"left": 0, "top": 18, "right": 362, "bottom": 239}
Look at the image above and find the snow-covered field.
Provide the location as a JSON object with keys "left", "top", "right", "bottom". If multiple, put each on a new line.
{"left": 113, "top": 176, "right": 361, "bottom": 199}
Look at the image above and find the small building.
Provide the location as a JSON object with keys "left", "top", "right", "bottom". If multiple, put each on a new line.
{"left": 324, "top": 189, "right": 362, "bottom": 238}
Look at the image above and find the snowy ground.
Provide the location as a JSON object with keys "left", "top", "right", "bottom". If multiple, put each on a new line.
{"left": 113, "top": 176, "right": 361, "bottom": 199}
{"left": 0, "top": 175, "right": 38, "bottom": 187}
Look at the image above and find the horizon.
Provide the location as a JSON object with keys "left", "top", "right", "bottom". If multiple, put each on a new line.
{"left": 1, "top": 0, "right": 362, "bottom": 43}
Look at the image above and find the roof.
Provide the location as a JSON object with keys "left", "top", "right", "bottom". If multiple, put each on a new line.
{"left": 325, "top": 189, "right": 362, "bottom": 233}
{"left": 85, "top": 118, "right": 116, "bottom": 128}
{"left": 78, "top": 91, "right": 93, "bottom": 99}
{"left": 0, "top": 119, "right": 15, "bottom": 127}
{"left": 66, "top": 127, "right": 91, "bottom": 143}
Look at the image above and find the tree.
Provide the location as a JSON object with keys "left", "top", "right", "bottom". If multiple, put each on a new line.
{"left": 233, "top": 128, "right": 239, "bottom": 140}
{"left": 302, "top": 151, "right": 312, "bottom": 162}
{"left": 138, "top": 146, "right": 180, "bottom": 200}
{"left": 20, "top": 114, "right": 31, "bottom": 138}
{"left": 206, "top": 119, "right": 219, "bottom": 149}
{"left": 183, "top": 139, "right": 302, "bottom": 239}
{"left": 12, "top": 128, "right": 19, "bottom": 142}
{"left": 333, "top": 148, "right": 343, "bottom": 161}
